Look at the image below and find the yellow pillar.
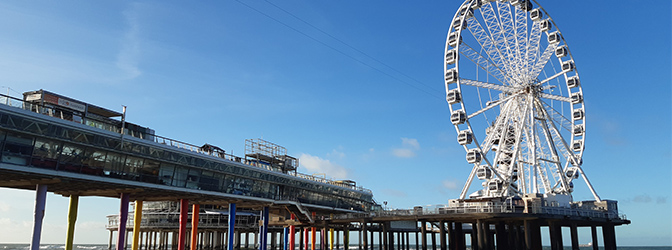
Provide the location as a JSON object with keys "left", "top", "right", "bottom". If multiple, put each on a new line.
{"left": 65, "top": 195, "right": 79, "bottom": 250}
{"left": 132, "top": 200, "right": 143, "bottom": 250}
{"left": 329, "top": 228, "right": 334, "bottom": 250}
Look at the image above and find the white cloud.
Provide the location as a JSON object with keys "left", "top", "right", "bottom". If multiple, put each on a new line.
{"left": 298, "top": 153, "right": 349, "bottom": 179}
{"left": 392, "top": 137, "right": 420, "bottom": 158}
{"left": 327, "top": 148, "right": 345, "bottom": 159}
{"left": 392, "top": 148, "right": 416, "bottom": 158}
{"left": 401, "top": 138, "right": 420, "bottom": 150}
{"left": 442, "top": 179, "right": 459, "bottom": 190}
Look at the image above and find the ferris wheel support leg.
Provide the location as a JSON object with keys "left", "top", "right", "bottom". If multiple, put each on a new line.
{"left": 459, "top": 165, "right": 479, "bottom": 200}
{"left": 577, "top": 167, "right": 601, "bottom": 202}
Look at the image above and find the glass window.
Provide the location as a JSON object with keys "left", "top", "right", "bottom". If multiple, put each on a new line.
{"left": 88, "top": 150, "right": 107, "bottom": 169}
{"left": 2, "top": 132, "right": 34, "bottom": 165}
{"left": 158, "top": 163, "right": 175, "bottom": 185}
{"left": 33, "top": 138, "right": 61, "bottom": 160}
{"left": 125, "top": 156, "right": 144, "bottom": 178}
{"left": 172, "top": 166, "right": 189, "bottom": 187}
{"left": 104, "top": 152, "right": 126, "bottom": 177}
{"left": 186, "top": 169, "right": 201, "bottom": 189}
{"left": 139, "top": 159, "right": 160, "bottom": 183}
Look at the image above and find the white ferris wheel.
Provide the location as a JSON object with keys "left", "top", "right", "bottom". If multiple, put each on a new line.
{"left": 444, "top": 0, "right": 601, "bottom": 202}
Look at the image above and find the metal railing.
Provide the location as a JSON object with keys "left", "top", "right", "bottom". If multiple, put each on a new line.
{"left": 106, "top": 213, "right": 259, "bottom": 230}
{"left": 333, "top": 202, "right": 626, "bottom": 221}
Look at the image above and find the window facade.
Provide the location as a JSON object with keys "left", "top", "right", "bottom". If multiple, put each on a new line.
{"left": 0, "top": 110, "right": 374, "bottom": 211}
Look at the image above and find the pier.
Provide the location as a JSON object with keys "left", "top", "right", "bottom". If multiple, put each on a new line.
{"left": 0, "top": 88, "right": 629, "bottom": 250}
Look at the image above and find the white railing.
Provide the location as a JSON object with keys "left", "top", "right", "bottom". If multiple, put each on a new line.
{"left": 333, "top": 203, "right": 625, "bottom": 221}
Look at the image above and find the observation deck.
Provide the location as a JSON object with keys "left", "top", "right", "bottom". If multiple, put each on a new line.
{"left": 0, "top": 89, "right": 376, "bottom": 221}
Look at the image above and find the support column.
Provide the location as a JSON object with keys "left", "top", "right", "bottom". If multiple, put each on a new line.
{"left": 329, "top": 228, "right": 334, "bottom": 250}
{"left": 65, "top": 195, "right": 79, "bottom": 250}
{"left": 343, "top": 228, "right": 350, "bottom": 250}
{"left": 469, "top": 223, "right": 477, "bottom": 250}
{"left": 476, "top": 221, "right": 486, "bottom": 250}
{"left": 494, "top": 222, "right": 507, "bottom": 250}
{"left": 453, "top": 223, "right": 464, "bottom": 250}
{"left": 299, "top": 227, "right": 305, "bottom": 250}
{"left": 439, "top": 222, "right": 446, "bottom": 250}
{"left": 192, "top": 204, "right": 200, "bottom": 250}
{"left": 431, "top": 230, "right": 437, "bottom": 250}
{"left": 590, "top": 225, "right": 599, "bottom": 250}
{"left": 259, "top": 207, "right": 269, "bottom": 250}
{"left": 570, "top": 224, "right": 579, "bottom": 250}
{"left": 382, "top": 223, "right": 388, "bottom": 250}
{"left": 284, "top": 227, "right": 290, "bottom": 250}
{"left": 311, "top": 225, "right": 316, "bottom": 250}
{"left": 132, "top": 200, "right": 144, "bottom": 250}
{"left": 320, "top": 228, "right": 326, "bottom": 250}
{"left": 362, "top": 222, "right": 368, "bottom": 250}
{"left": 228, "top": 204, "right": 236, "bottom": 250}
{"left": 549, "top": 222, "right": 563, "bottom": 250}
{"left": 523, "top": 220, "right": 541, "bottom": 250}
{"left": 109, "top": 231, "right": 114, "bottom": 250}
{"left": 602, "top": 224, "right": 617, "bottom": 250}
{"left": 178, "top": 200, "right": 189, "bottom": 250}
{"left": 289, "top": 215, "right": 296, "bottom": 250}
{"left": 30, "top": 184, "right": 48, "bottom": 250}
{"left": 117, "top": 193, "right": 131, "bottom": 250}
{"left": 388, "top": 229, "right": 394, "bottom": 250}
{"left": 420, "top": 221, "right": 427, "bottom": 250}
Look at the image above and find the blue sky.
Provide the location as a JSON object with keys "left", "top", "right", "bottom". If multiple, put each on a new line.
{"left": 0, "top": 0, "right": 669, "bottom": 246}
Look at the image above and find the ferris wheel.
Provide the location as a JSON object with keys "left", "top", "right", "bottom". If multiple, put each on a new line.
{"left": 444, "top": 0, "right": 601, "bottom": 201}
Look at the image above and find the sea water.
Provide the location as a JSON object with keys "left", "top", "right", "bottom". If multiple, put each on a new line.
{"left": 0, "top": 244, "right": 670, "bottom": 250}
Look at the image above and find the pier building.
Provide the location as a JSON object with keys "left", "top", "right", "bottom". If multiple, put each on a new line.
{"left": 0, "top": 89, "right": 376, "bottom": 250}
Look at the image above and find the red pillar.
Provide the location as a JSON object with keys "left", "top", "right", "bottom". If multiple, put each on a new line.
{"left": 178, "top": 199, "right": 189, "bottom": 250}
{"left": 289, "top": 214, "right": 296, "bottom": 250}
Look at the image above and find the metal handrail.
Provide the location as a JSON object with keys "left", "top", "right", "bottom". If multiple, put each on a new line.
{"left": 333, "top": 203, "right": 626, "bottom": 221}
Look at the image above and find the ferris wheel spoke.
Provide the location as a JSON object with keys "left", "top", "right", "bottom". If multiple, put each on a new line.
{"left": 515, "top": 7, "right": 529, "bottom": 79}
{"left": 529, "top": 40, "right": 559, "bottom": 79}
{"left": 538, "top": 69, "right": 567, "bottom": 85}
{"left": 538, "top": 93, "right": 571, "bottom": 103}
{"left": 465, "top": 15, "right": 513, "bottom": 84}
{"left": 525, "top": 21, "right": 543, "bottom": 76}
{"left": 479, "top": 2, "right": 516, "bottom": 78}
{"left": 496, "top": 2, "right": 517, "bottom": 73}
{"left": 467, "top": 93, "right": 521, "bottom": 119}
{"left": 459, "top": 43, "right": 512, "bottom": 84}
{"left": 460, "top": 78, "right": 516, "bottom": 93}
{"left": 540, "top": 101, "right": 572, "bottom": 131}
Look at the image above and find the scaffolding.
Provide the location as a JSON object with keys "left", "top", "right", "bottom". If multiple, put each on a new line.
{"left": 244, "top": 138, "right": 298, "bottom": 174}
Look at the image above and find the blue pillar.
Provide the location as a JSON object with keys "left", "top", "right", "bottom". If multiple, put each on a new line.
{"left": 117, "top": 193, "right": 130, "bottom": 250}
{"left": 259, "top": 207, "right": 269, "bottom": 250}
{"left": 283, "top": 227, "right": 289, "bottom": 250}
{"left": 30, "top": 184, "right": 48, "bottom": 250}
{"left": 228, "top": 203, "right": 236, "bottom": 250}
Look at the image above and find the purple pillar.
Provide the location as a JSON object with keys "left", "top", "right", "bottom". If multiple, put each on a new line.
{"left": 117, "top": 193, "right": 130, "bottom": 250}
{"left": 29, "top": 184, "right": 48, "bottom": 250}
